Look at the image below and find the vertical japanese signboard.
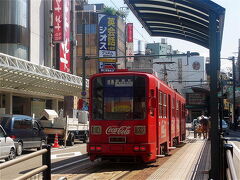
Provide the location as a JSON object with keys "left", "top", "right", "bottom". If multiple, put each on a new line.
{"left": 59, "top": 0, "right": 71, "bottom": 73}
{"left": 53, "top": 0, "right": 71, "bottom": 73}
{"left": 98, "top": 14, "right": 117, "bottom": 72}
{"left": 53, "top": 0, "right": 64, "bottom": 42}
{"left": 126, "top": 23, "right": 134, "bottom": 62}
{"left": 127, "top": 23, "right": 133, "bottom": 43}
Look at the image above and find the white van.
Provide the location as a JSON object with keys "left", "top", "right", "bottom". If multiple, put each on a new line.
{"left": 0, "top": 125, "right": 16, "bottom": 161}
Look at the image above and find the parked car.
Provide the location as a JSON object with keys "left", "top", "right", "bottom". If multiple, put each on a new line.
{"left": 221, "top": 120, "right": 229, "bottom": 134}
{"left": 0, "top": 114, "right": 47, "bottom": 156}
{"left": 0, "top": 125, "right": 16, "bottom": 161}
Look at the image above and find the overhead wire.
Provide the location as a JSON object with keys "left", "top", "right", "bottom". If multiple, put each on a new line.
{"left": 108, "top": 0, "right": 155, "bottom": 44}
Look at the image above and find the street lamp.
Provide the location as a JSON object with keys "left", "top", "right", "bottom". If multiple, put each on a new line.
{"left": 228, "top": 56, "right": 237, "bottom": 129}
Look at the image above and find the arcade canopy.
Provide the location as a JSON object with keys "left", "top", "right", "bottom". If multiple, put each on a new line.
{"left": 0, "top": 53, "right": 88, "bottom": 98}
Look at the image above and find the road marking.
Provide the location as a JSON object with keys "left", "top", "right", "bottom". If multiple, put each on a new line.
{"left": 51, "top": 157, "right": 89, "bottom": 171}
{"left": 51, "top": 144, "right": 86, "bottom": 152}
{"left": 51, "top": 152, "right": 82, "bottom": 159}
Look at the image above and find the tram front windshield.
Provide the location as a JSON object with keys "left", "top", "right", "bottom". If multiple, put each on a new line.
{"left": 92, "top": 76, "right": 146, "bottom": 120}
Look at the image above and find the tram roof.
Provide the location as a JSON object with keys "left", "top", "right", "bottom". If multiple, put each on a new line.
{"left": 125, "top": 0, "right": 225, "bottom": 49}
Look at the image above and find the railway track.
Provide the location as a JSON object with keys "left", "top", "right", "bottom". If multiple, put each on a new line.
{"left": 52, "top": 133, "right": 194, "bottom": 180}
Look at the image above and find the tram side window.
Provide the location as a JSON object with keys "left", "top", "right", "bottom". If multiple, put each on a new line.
{"left": 133, "top": 76, "right": 146, "bottom": 119}
{"left": 176, "top": 100, "right": 179, "bottom": 118}
{"left": 172, "top": 97, "right": 175, "bottom": 118}
{"left": 182, "top": 104, "right": 185, "bottom": 118}
{"left": 163, "top": 93, "right": 167, "bottom": 118}
{"left": 158, "top": 91, "right": 162, "bottom": 118}
{"left": 92, "top": 77, "right": 104, "bottom": 120}
{"left": 179, "top": 102, "right": 182, "bottom": 118}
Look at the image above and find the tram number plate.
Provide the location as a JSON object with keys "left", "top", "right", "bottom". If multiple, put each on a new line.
{"left": 110, "top": 145, "right": 124, "bottom": 151}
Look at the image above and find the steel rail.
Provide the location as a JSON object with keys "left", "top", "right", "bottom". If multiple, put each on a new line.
{"left": 0, "top": 149, "right": 47, "bottom": 170}
{"left": 226, "top": 149, "right": 238, "bottom": 180}
{"left": 14, "top": 165, "right": 48, "bottom": 180}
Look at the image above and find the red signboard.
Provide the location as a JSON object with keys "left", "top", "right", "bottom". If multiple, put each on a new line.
{"left": 53, "top": 0, "right": 64, "bottom": 42}
{"left": 127, "top": 23, "right": 133, "bottom": 43}
{"left": 59, "top": 0, "right": 71, "bottom": 73}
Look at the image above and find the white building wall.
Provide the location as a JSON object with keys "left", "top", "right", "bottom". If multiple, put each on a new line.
{"left": 169, "top": 56, "right": 205, "bottom": 94}
{"left": 30, "top": 0, "right": 45, "bottom": 65}
{"left": 153, "top": 55, "right": 205, "bottom": 95}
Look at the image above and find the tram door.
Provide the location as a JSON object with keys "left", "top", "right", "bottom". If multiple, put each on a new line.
{"left": 168, "top": 94, "right": 172, "bottom": 146}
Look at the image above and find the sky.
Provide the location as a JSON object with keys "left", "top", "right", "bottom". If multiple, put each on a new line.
{"left": 88, "top": 0, "right": 240, "bottom": 71}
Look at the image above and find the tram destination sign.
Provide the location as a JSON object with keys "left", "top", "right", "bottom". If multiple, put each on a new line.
{"left": 105, "top": 78, "right": 133, "bottom": 87}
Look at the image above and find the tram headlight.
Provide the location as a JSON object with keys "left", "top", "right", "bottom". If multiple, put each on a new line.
{"left": 91, "top": 126, "right": 102, "bottom": 134}
{"left": 90, "top": 146, "right": 96, "bottom": 151}
{"left": 140, "top": 146, "right": 146, "bottom": 151}
{"left": 96, "top": 146, "right": 102, "bottom": 151}
{"left": 133, "top": 146, "right": 140, "bottom": 151}
{"left": 134, "top": 126, "right": 146, "bottom": 135}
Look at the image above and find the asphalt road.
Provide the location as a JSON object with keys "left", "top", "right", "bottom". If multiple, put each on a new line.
{"left": 0, "top": 141, "right": 88, "bottom": 180}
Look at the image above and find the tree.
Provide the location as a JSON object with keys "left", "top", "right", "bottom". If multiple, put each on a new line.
{"left": 103, "top": 7, "right": 127, "bottom": 18}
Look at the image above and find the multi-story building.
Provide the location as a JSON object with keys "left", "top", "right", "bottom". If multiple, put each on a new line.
{"left": 75, "top": 2, "right": 127, "bottom": 77}
{"left": 0, "top": 0, "right": 84, "bottom": 118}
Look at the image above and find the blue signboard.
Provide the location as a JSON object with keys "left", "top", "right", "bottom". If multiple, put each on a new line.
{"left": 98, "top": 14, "right": 117, "bottom": 72}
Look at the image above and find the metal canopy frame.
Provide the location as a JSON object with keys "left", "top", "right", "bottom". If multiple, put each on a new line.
{"left": 125, "top": 0, "right": 225, "bottom": 179}
{"left": 125, "top": 0, "right": 225, "bottom": 48}
{"left": 0, "top": 53, "right": 89, "bottom": 98}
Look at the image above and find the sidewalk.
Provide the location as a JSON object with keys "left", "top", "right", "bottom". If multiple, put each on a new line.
{"left": 147, "top": 133, "right": 210, "bottom": 180}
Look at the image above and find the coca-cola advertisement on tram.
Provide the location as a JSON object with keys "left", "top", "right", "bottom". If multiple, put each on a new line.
{"left": 88, "top": 71, "right": 186, "bottom": 163}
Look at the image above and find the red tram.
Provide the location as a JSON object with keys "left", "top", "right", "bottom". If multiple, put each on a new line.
{"left": 87, "top": 70, "right": 186, "bottom": 163}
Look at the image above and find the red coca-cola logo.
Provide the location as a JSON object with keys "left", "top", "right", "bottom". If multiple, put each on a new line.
{"left": 106, "top": 126, "right": 131, "bottom": 135}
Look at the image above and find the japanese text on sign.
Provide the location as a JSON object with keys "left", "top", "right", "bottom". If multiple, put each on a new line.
{"left": 53, "top": 0, "right": 64, "bottom": 42}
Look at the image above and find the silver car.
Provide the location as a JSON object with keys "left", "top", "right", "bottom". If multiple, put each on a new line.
{"left": 0, "top": 125, "right": 16, "bottom": 161}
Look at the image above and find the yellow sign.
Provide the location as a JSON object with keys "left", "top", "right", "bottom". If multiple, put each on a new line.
{"left": 99, "top": 58, "right": 117, "bottom": 62}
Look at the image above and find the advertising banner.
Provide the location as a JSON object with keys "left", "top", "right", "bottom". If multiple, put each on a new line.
{"left": 127, "top": 23, "right": 133, "bottom": 43}
{"left": 59, "top": 0, "right": 71, "bottom": 73}
{"left": 99, "top": 62, "right": 117, "bottom": 73}
{"left": 126, "top": 42, "right": 134, "bottom": 62}
{"left": 126, "top": 23, "right": 134, "bottom": 62}
{"left": 53, "top": 0, "right": 64, "bottom": 42}
{"left": 98, "top": 14, "right": 117, "bottom": 72}
{"left": 187, "top": 93, "right": 206, "bottom": 105}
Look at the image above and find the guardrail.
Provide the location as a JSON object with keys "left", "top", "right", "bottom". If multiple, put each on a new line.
{"left": 221, "top": 137, "right": 238, "bottom": 180}
{"left": 0, "top": 145, "right": 51, "bottom": 180}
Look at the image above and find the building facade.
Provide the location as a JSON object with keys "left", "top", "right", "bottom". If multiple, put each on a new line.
{"left": 75, "top": 3, "right": 127, "bottom": 77}
{"left": 0, "top": 0, "right": 84, "bottom": 118}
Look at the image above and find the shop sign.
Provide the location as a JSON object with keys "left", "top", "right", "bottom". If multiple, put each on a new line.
{"left": 98, "top": 14, "right": 117, "bottom": 72}
{"left": 126, "top": 42, "right": 134, "bottom": 62}
{"left": 53, "top": 0, "right": 64, "bottom": 42}
{"left": 127, "top": 23, "right": 133, "bottom": 43}
{"left": 187, "top": 93, "right": 206, "bottom": 105}
{"left": 59, "top": 0, "right": 71, "bottom": 73}
{"left": 99, "top": 62, "right": 116, "bottom": 72}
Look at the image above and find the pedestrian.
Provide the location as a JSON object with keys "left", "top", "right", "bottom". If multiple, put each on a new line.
{"left": 200, "top": 115, "right": 209, "bottom": 139}
{"left": 193, "top": 118, "right": 200, "bottom": 138}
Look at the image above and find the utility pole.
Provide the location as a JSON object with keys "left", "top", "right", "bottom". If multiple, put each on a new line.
{"left": 81, "top": 19, "right": 86, "bottom": 98}
{"left": 163, "top": 64, "right": 167, "bottom": 82}
{"left": 232, "top": 56, "right": 236, "bottom": 129}
{"left": 153, "top": 61, "right": 175, "bottom": 83}
{"left": 219, "top": 74, "right": 223, "bottom": 132}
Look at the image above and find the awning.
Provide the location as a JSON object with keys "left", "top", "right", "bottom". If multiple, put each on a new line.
{"left": 125, "top": 0, "right": 225, "bottom": 48}
{"left": 0, "top": 53, "right": 89, "bottom": 98}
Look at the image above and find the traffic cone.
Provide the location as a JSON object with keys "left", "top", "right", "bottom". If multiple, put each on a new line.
{"left": 52, "top": 133, "right": 60, "bottom": 148}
